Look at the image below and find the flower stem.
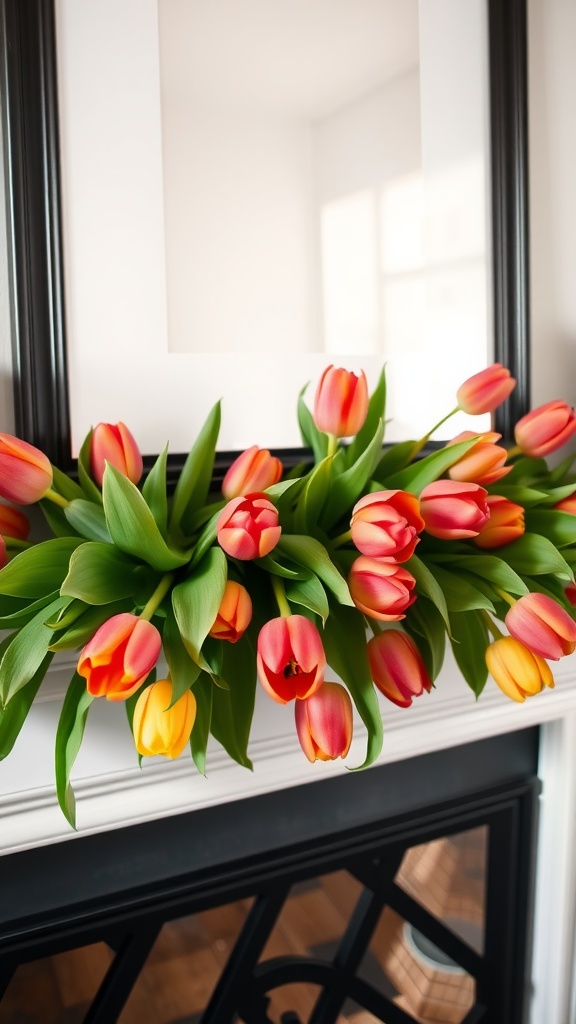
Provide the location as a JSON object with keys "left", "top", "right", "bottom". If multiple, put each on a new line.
{"left": 4, "top": 538, "right": 32, "bottom": 550}
{"left": 506, "top": 444, "right": 522, "bottom": 459}
{"left": 271, "top": 574, "right": 291, "bottom": 618}
{"left": 43, "top": 487, "right": 70, "bottom": 509}
{"left": 327, "top": 434, "right": 338, "bottom": 458}
{"left": 495, "top": 587, "right": 516, "bottom": 608}
{"left": 332, "top": 529, "right": 353, "bottom": 548}
{"left": 481, "top": 610, "right": 504, "bottom": 640}
{"left": 408, "top": 405, "right": 461, "bottom": 460}
{"left": 140, "top": 573, "right": 174, "bottom": 621}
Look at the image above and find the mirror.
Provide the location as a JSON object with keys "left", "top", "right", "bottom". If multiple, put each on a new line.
{"left": 0, "top": 0, "right": 529, "bottom": 476}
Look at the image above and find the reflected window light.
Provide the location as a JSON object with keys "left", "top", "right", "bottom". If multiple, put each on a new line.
{"left": 380, "top": 173, "right": 423, "bottom": 273}
{"left": 320, "top": 190, "right": 379, "bottom": 356}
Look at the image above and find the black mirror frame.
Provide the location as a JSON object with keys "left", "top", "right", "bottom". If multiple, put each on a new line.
{"left": 0, "top": 0, "right": 530, "bottom": 483}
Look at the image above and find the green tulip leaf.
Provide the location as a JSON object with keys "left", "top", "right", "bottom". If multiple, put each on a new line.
{"left": 503, "top": 532, "right": 573, "bottom": 579}
{"left": 294, "top": 457, "right": 332, "bottom": 535}
{"left": 170, "top": 401, "right": 222, "bottom": 536}
{"left": 323, "top": 603, "right": 383, "bottom": 770}
{"left": 61, "top": 542, "right": 146, "bottom": 605}
{"left": 424, "top": 563, "right": 495, "bottom": 613}
{"left": 286, "top": 572, "right": 330, "bottom": 624}
{"left": 163, "top": 609, "right": 202, "bottom": 704}
{"left": 548, "top": 455, "right": 576, "bottom": 485}
{"left": 487, "top": 484, "right": 548, "bottom": 506}
{"left": 256, "top": 553, "right": 304, "bottom": 580}
{"left": 0, "top": 650, "right": 52, "bottom": 760}
{"left": 449, "top": 611, "right": 490, "bottom": 697}
{"left": 446, "top": 553, "right": 529, "bottom": 596}
{"left": 188, "top": 510, "right": 222, "bottom": 570}
{"left": 405, "top": 599, "right": 446, "bottom": 681}
{"left": 373, "top": 440, "right": 417, "bottom": 484}
{"left": 323, "top": 417, "right": 385, "bottom": 528}
{"left": 277, "top": 535, "right": 354, "bottom": 606}
{"left": 345, "top": 366, "right": 387, "bottom": 466}
{"left": 55, "top": 674, "right": 95, "bottom": 828}
{"left": 0, "top": 538, "right": 82, "bottom": 598}
{"left": 49, "top": 599, "right": 132, "bottom": 652}
{"left": 0, "top": 591, "right": 61, "bottom": 628}
{"left": 407, "top": 555, "right": 451, "bottom": 633}
{"left": 297, "top": 385, "right": 329, "bottom": 463}
{"left": 190, "top": 672, "right": 213, "bottom": 775}
{"left": 525, "top": 510, "right": 576, "bottom": 548}
{"left": 210, "top": 633, "right": 256, "bottom": 770}
{"left": 172, "top": 548, "right": 227, "bottom": 671}
{"left": 0, "top": 595, "right": 68, "bottom": 705}
{"left": 50, "top": 465, "right": 86, "bottom": 503}
{"left": 385, "top": 436, "right": 480, "bottom": 494}
{"left": 77, "top": 428, "right": 104, "bottom": 504}
{"left": 142, "top": 445, "right": 169, "bottom": 538}
{"left": 64, "top": 500, "right": 111, "bottom": 543}
{"left": 103, "top": 464, "right": 191, "bottom": 571}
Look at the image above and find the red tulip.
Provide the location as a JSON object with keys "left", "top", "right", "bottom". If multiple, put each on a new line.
{"left": 0, "top": 433, "right": 52, "bottom": 505}
{"left": 554, "top": 494, "right": 576, "bottom": 515}
{"left": 473, "top": 495, "right": 525, "bottom": 549}
{"left": 257, "top": 615, "right": 325, "bottom": 703}
{"left": 348, "top": 557, "right": 416, "bottom": 621}
{"left": 209, "top": 580, "right": 252, "bottom": 642}
{"left": 217, "top": 493, "right": 281, "bottom": 560}
{"left": 505, "top": 593, "right": 576, "bottom": 661}
{"left": 514, "top": 401, "right": 576, "bottom": 458}
{"left": 486, "top": 636, "right": 554, "bottom": 702}
{"left": 456, "top": 363, "right": 516, "bottom": 415}
{"left": 295, "top": 682, "right": 353, "bottom": 762}
{"left": 222, "top": 446, "right": 283, "bottom": 500}
{"left": 313, "top": 365, "right": 369, "bottom": 438}
{"left": 420, "top": 480, "right": 489, "bottom": 540}
{"left": 91, "top": 421, "right": 143, "bottom": 487}
{"left": 0, "top": 503, "right": 30, "bottom": 540}
{"left": 350, "top": 490, "right": 424, "bottom": 561}
{"left": 447, "top": 431, "right": 511, "bottom": 486}
{"left": 367, "top": 629, "right": 432, "bottom": 707}
{"left": 77, "top": 612, "right": 162, "bottom": 700}
{"left": 133, "top": 678, "right": 196, "bottom": 759}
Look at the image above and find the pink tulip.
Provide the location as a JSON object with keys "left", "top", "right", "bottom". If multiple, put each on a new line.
{"left": 209, "top": 580, "right": 252, "bottom": 642}
{"left": 447, "top": 431, "right": 511, "bottom": 486}
{"left": 473, "top": 495, "right": 525, "bottom": 549}
{"left": 486, "top": 636, "right": 554, "bottom": 703}
{"left": 90, "top": 422, "right": 143, "bottom": 487}
{"left": 77, "top": 613, "right": 162, "bottom": 701}
{"left": 348, "top": 557, "right": 416, "bottom": 621}
{"left": 0, "top": 502, "right": 30, "bottom": 540}
{"left": 456, "top": 363, "right": 516, "bottom": 415}
{"left": 0, "top": 434, "right": 53, "bottom": 505}
{"left": 350, "top": 490, "right": 424, "bottom": 561}
{"left": 222, "top": 446, "right": 283, "bottom": 500}
{"left": 257, "top": 615, "right": 326, "bottom": 703}
{"left": 505, "top": 593, "right": 576, "bottom": 661}
{"left": 367, "top": 629, "right": 432, "bottom": 708}
{"left": 514, "top": 401, "right": 576, "bottom": 458}
{"left": 313, "top": 365, "right": 369, "bottom": 438}
{"left": 420, "top": 480, "right": 489, "bottom": 540}
{"left": 295, "top": 682, "right": 353, "bottom": 762}
{"left": 217, "top": 493, "right": 281, "bottom": 560}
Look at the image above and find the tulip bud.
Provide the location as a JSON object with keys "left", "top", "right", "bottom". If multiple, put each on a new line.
{"left": 420, "top": 480, "right": 489, "bottom": 540}
{"left": 456, "top": 363, "right": 516, "bottom": 415}
{"left": 350, "top": 490, "right": 424, "bottom": 562}
{"left": 91, "top": 422, "right": 143, "bottom": 487}
{"left": 257, "top": 615, "right": 326, "bottom": 703}
{"left": 447, "top": 432, "right": 511, "bottom": 486}
{"left": 295, "top": 682, "right": 353, "bottom": 762}
{"left": 209, "top": 580, "right": 252, "bottom": 642}
{"left": 554, "top": 494, "right": 576, "bottom": 515}
{"left": 0, "top": 502, "right": 30, "bottom": 540}
{"left": 348, "top": 557, "right": 416, "bottom": 621}
{"left": 514, "top": 400, "right": 576, "bottom": 458}
{"left": 313, "top": 365, "right": 369, "bottom": 438}
{"left": 473, "top": 495, "right": 525, "bottom": 550}
{"left": 0, "top": 433, "right": 53, "bottom": 505}
{"left": 367, "top": 629, "right": 432, "bottom": 707}
{"left": 217, "top": 493, "right": 281, "bottom": 560}
{"left": 78, "top": 612, "right": 162, "bottom": 700}
{"left": 222, "top": 446, "right": 283, "bottom": 500}
{"left": 486, "top": 636, "right": 554, "bottom": 703}
{"left": 505, "top": 593, "right": 576, "bottom": 661}
{"left": 133, "top": 678, "right": 196, "bottom": 759}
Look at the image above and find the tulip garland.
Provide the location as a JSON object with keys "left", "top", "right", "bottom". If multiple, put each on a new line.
{"left": 1, "top": 362, "right": 576, "bottom": 828}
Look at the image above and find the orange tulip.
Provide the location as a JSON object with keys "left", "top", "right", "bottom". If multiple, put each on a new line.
{"left": 209, "top": 580, "right": 252, "bottom": 642}
{"left": 313, "top": 365, "right": 369, "bottom": 438}
{"left": 77, "top": 612, "right": 162, "bottom": 700}
{"left": 257, "top": 615, "right": 325, "bottom": 703}
{"left": 367, "top": 629, "right": 432, "bottom": 707}
{"left": 295, "top": 682, "right": 353, "bottom": 762}
{"left": 514, "top": 400, "right": 576, "bottom": 458}
{"left": 447, "top": 431, "right": 511, "bottom": 486}
{"left": 473, "top": 495, "right": 525, "bottom": 549}
{"left": 222, "top": 446, "right": 283, "bottom": 500}
{"left": 505, "top": 593, "right": 576, "bottom": 661}
{"left": 348, "top": 557, "right": 416, "bottom": 621}
{"left": 0, "top": 433, "right": 52, "bottom": 505}
{"left": 420, "top": 480, "right": 489, "bottom": 540}
{"left": 486, "top": 636, "right": 554, "bottom": 703}
{"left": 90, "top": 421, "right": 143, "bottom": 487}
{"left": 0, "top": 502, "right": 30, "bottom": 540}
{"left": 350, "top": 490, "right": 424, "bottom": 561}
{"left": 554, "top": 494, "right": 576, "bottom": 515}
{"left": 133, "top": 678, "right": 196, "bottom": 759}
{"left": 217, "top": 493, "right": 281, "bottom": 560}
{"left": 456, "top": 363, "right": 516, "bottom": 415}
